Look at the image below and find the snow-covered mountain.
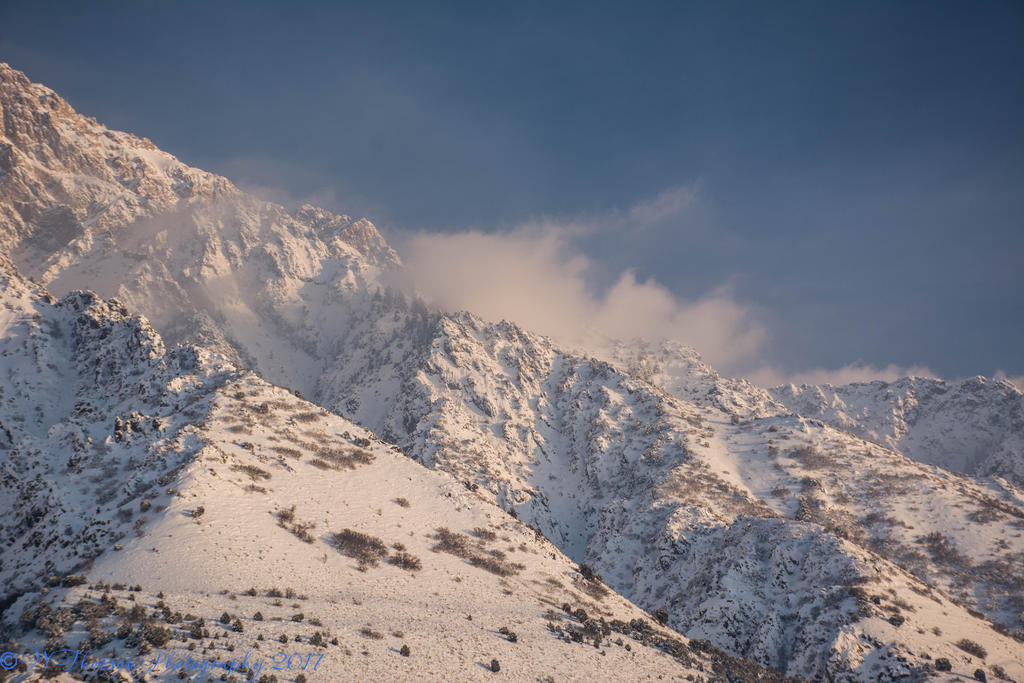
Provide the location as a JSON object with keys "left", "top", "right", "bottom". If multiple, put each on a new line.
{"left": 771, "top": 377, "right": 1024, "bottom": 485}
{"left": 3, "top": 62, "right": 1024, "bottom": 681}
{"left": 1, "top": 259, "right": 789, "bottom": 682}
{"left": 315, "top": 315, "right": 1024, "bottom": 678}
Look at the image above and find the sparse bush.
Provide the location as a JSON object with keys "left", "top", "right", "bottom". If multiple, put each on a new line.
{"left": 309, "top": 445, "right": 375, "bottom": 471}
{"left": 271, "top": 446, "right": 302, "bottom": 459}
{"left": 331, "top": 529, "right": 390, "bottom": 569}
{"left": 387, "top": 552, "right": 423, "bottom": 571}
{"left": 141, "top": 622, "right": 171, "bottom": 647}
{"left": 490, "top": 659, "right": 500, "bottom": 673}
{"left": 275, "top": 507, "right": 296, "bottom": 525}
{"left": 498, "top": 626, "right": 518, "bottom": 643}
{"left": 393, "top": 497, "right": 411, "bottom": 508}
{"left": 360, "top": 627, "right": 384, "bottom": 640}
{"left": 974, "top": 669, "right": 987, "bottom": 682}
{"left": 432, "top": 527, "right": 522, "bottom": 576}
{"left": 232, "top": 464, "right": 271, "bottom": 480}
{"left": 919, "top": 532, "right": 971, "bottom": 567}
{"left": 293, "top": 521, "right": 316, "bottom": 543}
{"left": 654, "top": 609, "right": 669, "bottom": 626}
{"left": 254, "top": 611, "right": 263, "bottom": 621}
{"left": 400, "top": 643, "right": 410, "bottom": 656}
{"left": 956, "top": 639, "right": 988, "bottom": 659}
{"left": 934, "top": 658, "right": 952, "bottom": 671}
{"left": 469, "top": 554, "right": 522, "bottom": 577}
{"left": 579, "top": 578, "right": 609, "bottom": 600}
{"left": 470, "top": 527, "right": 497, "bottom": 542}
{"left": 789, "top": 445, "right": 829, "bottom": 469}
{"left": 432, "top": 527, "right": 474, "bottom": 557}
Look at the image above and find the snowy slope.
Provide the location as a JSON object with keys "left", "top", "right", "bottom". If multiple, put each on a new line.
{"left": 771, "top": 377, "right": 1024, "bottom": 484}
{"left": 313, "top": 312, "right": 1024, "bottom": 677}
{"left": 0, "top": 270, "right": 789, "bottom": 682}
{"left": 0, "top": 253, "right": 238, "bottom": 601}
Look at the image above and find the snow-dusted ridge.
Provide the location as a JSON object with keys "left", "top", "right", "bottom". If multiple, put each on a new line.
{"left": 2, "top": 62, "right": 1024, "bottom": 681}
{"left": 1, "top": 262, "right": 790, "bottom": 682}
{"left": 770, "top": 376, "right": 1024, "bottom": 484}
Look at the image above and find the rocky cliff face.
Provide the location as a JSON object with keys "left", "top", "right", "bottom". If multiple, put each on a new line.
{"left": 0, "top": 63, "right": 231, "bottom": 269}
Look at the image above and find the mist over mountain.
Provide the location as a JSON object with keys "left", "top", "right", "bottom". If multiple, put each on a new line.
{"left": 2, "top": 63, "right": 1023, "bottom": 682}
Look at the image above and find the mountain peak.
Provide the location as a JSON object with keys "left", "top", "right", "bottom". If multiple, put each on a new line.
{"left": 293, "top": 204, "right": 400, "bottom": 267}
{"left": 0, "top": 64, "right": 403, "bottom": 273}
{"left": 1, "top": 64, "right": 238, "bottom": 270}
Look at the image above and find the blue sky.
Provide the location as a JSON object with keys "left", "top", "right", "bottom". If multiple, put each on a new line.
{"left": 2, "top": 0, "right": 1021, "bottom": 383}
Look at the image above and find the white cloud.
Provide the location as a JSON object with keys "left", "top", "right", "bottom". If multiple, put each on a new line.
{"left": 394, "top": 187, "right": 766, "bottom": 372}
{"left": 393, "top": 185, "right": 942, "bottom": 389}
{"left": 746, "top": 362, "right": 936, "bottom": 388}
{"left": 593, "top": 274, "right": 766, "bottom": 369}
{"left": 395, "top": 226, "right": 594, "bottom": 345}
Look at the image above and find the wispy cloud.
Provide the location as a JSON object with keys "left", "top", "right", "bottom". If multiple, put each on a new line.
{"left": 625, "top": 184, "right": 697, "bottom": 227}
{"left": 393, "top": 186, "right": 766, "bottom": 371}
{"left": 746, "top": 362, "right": 937, "bottom": 388}
{"left": 392, "top": 184, "right": 948, "bottom": 389}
